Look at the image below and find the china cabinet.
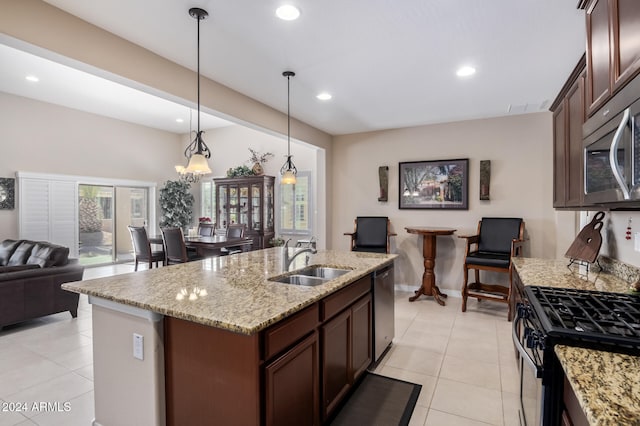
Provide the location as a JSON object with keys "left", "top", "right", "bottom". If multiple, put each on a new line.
{"left": 214, "top": 175, "right": 275, "bottom": 250}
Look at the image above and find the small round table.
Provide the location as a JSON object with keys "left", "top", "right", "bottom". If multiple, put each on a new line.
{"left": 405, "top": 226, "right": 456, "bottom": 306}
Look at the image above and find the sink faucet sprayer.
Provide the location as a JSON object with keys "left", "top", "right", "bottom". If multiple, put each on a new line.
{"left": 283, "top": 238, "right": 317, "bottom": 271}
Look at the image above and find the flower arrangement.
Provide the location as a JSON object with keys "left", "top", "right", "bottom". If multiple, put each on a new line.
{"left": 248, "top": 148, "right": 274, "bottom": 165}
{"left": 248, "top": 148, "right": 274, "bottom": 176}
{"left": 199, "top": 217, "right": 212, "bottom": 223}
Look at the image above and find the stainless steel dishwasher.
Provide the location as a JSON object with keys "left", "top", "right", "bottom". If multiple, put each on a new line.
{"left": 373, "top": 264, "right": 394, "bottom": 363}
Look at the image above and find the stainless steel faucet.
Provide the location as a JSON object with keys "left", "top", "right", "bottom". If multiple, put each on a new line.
{"left": 283, "top": 239, "right": 317, "bottom": 271}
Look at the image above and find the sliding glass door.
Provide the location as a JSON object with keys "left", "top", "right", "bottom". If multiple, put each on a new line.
{"left": 78, "top": 184, "right": 149, "bottom": 266}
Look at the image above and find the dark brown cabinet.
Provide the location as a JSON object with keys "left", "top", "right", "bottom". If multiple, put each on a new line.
{"left": 164, "top": 272, "right": 377, "bottom": 425}
{"left": 585, "top": 0, "right": 640, "bottom": 115}
{"left": 214, "top": 175, "right": 275, "bottom": 250}
{"left": 552, "top": 56, "right": 586, "bottom": 208}
{"left": 321, "top": 277, "right": 372, "bottom": 420}
{"left": 265, "top": 332, "right": 319, "bottom": 426}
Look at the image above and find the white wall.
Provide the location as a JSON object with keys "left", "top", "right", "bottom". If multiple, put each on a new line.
{"left": 331, "top": 112, "right": 557, "bottom": 293}
{"left": 0, "top": 92, "right": 181, "bottom": 240}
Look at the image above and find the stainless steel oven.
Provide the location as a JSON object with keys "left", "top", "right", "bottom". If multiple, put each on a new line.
{"left": 584, "top": 74, "right": 640, "bottom": 205}
{"left": 513, "top": 287, "right": 640, "bottom": 426}
{"left": 512, "top": 304, "right": 558, "bottom": 426}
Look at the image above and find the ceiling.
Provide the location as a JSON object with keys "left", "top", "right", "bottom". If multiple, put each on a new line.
{"left": 3, "top": 0, "right": 586, "bottom": 136}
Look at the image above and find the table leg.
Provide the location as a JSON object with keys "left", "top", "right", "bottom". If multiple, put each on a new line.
{"left": 408, "top": 233, "right": 448, "bottom": 305}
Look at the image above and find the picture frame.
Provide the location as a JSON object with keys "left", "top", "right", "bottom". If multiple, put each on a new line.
{"left": 0, "top": 178, "right": 15, "bottom": 210}
{"left": 399, "top": 159, "right": 469, "bottom": 210}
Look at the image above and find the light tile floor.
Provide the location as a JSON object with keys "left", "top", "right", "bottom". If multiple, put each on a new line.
{"left": 0, "top": 263, "right": 521, "bottom": 425}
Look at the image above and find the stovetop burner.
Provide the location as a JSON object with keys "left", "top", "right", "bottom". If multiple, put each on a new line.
{"left": 525, "top": 286, "right": 640, "bottom": 354}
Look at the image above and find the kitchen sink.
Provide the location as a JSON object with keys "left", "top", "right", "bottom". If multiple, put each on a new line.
{"left": 296, "top": 266, "right": 352, "bottom": 279}
{"left": 269, "top": 266, "right": 353, "bottom": 286}
{"left": 271, "top": 274, "right": 328, "bottom": 286}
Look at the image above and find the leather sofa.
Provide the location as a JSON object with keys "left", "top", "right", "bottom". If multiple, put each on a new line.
{"left": 0, "top": 239, "right": 84, "bottom": 329}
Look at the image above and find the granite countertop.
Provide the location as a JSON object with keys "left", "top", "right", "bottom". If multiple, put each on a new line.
{"left": 512, "top": 257, "right": 636, "bottom": 294}
{"left": 555, "top": 345, "right": 640, "bottom": 426}
{"left": 514, "top": 258, "right": 640, "bottom": 425}
{"left": 62, "top": 248, "right": 396, "bottom": 335}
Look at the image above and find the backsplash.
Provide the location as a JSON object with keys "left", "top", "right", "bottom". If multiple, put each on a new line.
{"left": 597, "top": 255, "right": 640, "bottom": 283}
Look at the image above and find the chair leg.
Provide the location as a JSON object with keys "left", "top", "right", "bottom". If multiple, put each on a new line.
{"left": 148, "top": 260, "right": 153, "bottom": 270}
{"left": 134, "top": 259, "right": 139, "bottom": 272}
{"left": 461, "top": 265, "right": 468, "bottom": 312}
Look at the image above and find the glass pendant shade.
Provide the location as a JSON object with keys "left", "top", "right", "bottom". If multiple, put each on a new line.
{"left": 281, "top": 169, "right": 297, "bottom": 185}
{"left": 185, "top": 153, "right": 212, "bottom": 175}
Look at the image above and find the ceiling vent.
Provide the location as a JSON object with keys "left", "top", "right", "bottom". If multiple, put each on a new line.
{"left": 507, "top": 100, "right": 550, "bottom": 114}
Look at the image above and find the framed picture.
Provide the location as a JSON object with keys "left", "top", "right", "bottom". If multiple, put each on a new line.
{"left": 399, "top": 159, "right": 469, "bottom": 209}
{"left": 0, "top": 178, "right": 15, "bottom": 210}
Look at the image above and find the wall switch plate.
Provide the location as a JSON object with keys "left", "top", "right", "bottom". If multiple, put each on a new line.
{"left": 133, "top": 333, "right": 144, "bottom": 360}
{"left": 634, "top": 233, "right": 640, "bottom": 252}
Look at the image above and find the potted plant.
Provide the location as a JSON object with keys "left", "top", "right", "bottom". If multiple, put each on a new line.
{"left": 248, "top": 148, "right": 274, "bottom": 175}
{"left": 159, "top": 180, "right": 194, "bottom": 231}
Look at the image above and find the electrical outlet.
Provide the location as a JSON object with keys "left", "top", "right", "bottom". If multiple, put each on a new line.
{"left": 133, "top": 333, "right": 144, "bottom": 360}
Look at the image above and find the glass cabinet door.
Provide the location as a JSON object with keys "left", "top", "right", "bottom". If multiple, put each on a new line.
{"left": 218, "top": 185, "right": 228, "bottom": 228}
{"left": 264, "top": 180, "right": 274, "bottom": 231}
{"left": 228, "top": 185, "right": 238, "bottom": 225}
{"left": 251, "top": 184, "right": 262, "bottom": 231}
{"left": 239, "top": 185, "right": 249, "bottom": 226}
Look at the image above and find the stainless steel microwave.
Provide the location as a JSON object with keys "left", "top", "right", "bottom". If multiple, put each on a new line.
{"left": 583, "top": 88, "right": 640, "bottom": 205}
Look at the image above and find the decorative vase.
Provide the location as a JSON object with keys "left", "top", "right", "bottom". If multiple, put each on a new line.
{"left": 252, "top": 162, "right": 264, "bottom": 175}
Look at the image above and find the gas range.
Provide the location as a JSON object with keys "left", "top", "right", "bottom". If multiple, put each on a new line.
{"left": 515, "top": 286, "right": 640, "bottom": 425}
{"left": 524, "top": 286, "right": 640, "bottom": 355}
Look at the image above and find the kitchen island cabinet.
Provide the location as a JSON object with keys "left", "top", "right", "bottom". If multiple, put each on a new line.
{"left": 320, "top": 277, "right": 372, "bottom": 419}
{"left": 63, "top": 248, "right": 396, "bottom": 426}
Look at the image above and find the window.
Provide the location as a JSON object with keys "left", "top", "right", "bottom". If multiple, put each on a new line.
{"left": 280, "top": 172, "right": 311, "bottom": 234}
{"left": 201, "top": 180, "right": 216, "bottom": 222}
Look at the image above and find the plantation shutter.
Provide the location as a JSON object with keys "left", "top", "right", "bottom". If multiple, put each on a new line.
{"left": 18, "top": 173, "right": 79, "bottom": 257}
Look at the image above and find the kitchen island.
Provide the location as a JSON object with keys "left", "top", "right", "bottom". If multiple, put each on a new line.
{"left": 512, "top": 258, "right": 640, "bottom": 426}
{"left": 63, "top": 248, "right": 396, "bottom": 426}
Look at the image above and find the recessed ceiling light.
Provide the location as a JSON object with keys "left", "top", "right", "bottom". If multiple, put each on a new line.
{"left": 316, "top": 92, "right": 332, "bottom": 101}
{"left": 25, "top": 75, "right": 39, "bottom": 82}
{"left": 176, "top": 118, "right": 184, "bottom": 123}
{"left": 456, "top": 66, "right": 476, "bottom": 77}
{"left": 276, "top": 5, "right": 300, "bottom": 21}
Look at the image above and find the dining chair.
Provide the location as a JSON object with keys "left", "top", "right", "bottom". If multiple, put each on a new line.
{"left": 459, "top": 217, "right": 525, "bottom": 321}
{"left": 161, "top": 227, "right": 203, "bottom": 265}
{"left": 344, "top": 216, "right": 396, "bottom": 253}
{"left": 127, "top": 225, "right": 165, "bottom": 271}
{"left": 220, "top": 224, "right": 247, "bottom": 256}
{"left": 197, "top": 222, "right": 215, "bottom": 237}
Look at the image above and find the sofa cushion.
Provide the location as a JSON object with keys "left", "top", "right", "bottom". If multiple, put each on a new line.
{"left": 0, "top": 264, "right": 41, "bottom": 273}
{"left": 27, "top": 244, "right": 56, "bottom": 267}
{"left": 7, "top": 241, "right": 36, "bottom": 266}
{"left": 0, "top": 240, "right": 21, "bottom": 266}
{"left": 32, "top": 242, "right": 69, "bottom": 267}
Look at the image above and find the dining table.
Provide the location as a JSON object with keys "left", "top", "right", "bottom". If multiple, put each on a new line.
{"left": 149, "top": 235, "right": 254, "bottom": 257}
{"left": 404, "top": 226, "right": 457, "bottom": 306}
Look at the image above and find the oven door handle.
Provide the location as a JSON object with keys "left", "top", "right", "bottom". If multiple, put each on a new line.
{"left": 610, "top": 107, "right": 631, "bottom": 200}
{"left": 512, "top": 315, "right": 543, "bottom": 378}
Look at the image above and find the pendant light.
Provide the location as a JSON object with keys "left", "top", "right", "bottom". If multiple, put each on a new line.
{"left": 176, "top": 7, "right": 212, "bottom": 182}
{"left": 280, "top": 71, "right": 297, "bottom": 185}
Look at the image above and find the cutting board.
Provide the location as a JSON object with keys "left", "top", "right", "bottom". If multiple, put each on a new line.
{"left": 565, "top": 211, "right": 605, "bottom": 263}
